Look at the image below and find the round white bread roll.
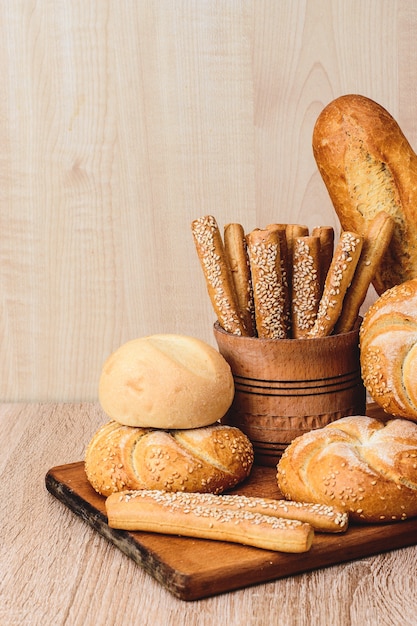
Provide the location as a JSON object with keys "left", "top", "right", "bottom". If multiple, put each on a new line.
{"left": 360, "top": 279, "right": 417, "bottom": 421}
{"left": 98, "top": 334, "right": 235, "bottom": 429}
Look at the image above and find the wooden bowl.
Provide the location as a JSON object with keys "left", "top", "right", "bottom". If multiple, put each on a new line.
{"left": 214, "top": 321, "right": 366, "bottom": 467}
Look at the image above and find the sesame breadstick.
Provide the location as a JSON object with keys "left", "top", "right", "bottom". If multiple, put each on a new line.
{"left": 266, "top": 224, "right": 291, "bottom": 331}
{"left": 335, "top": 211, "right": 395, "bottom": 334}
{"left": 308, "top": 231, "right": 363, "bottom": 338}
{"left": 285, "top": 224, "right": 309, "bottom": 264}
{"left": 246, "top": 228, "right": 289, "bottom": 339}
{"left": 191, "top": 215, "right": 248, "bottom": 336}
{"left": 106, "top": 490, "right": 315, "bottom": 553}
{"left": 311, "top": 226, "right": 335, "bottom": 295}
{"left": 224, "top": 223, "right": 256, "bottom": 336}
{"left": 291, "top": 236, "right": 321, "bottom": 338}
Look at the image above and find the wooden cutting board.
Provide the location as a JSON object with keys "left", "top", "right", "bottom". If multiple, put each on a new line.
{"left": 45, "top": 408, "right": 417, "bottom": 602}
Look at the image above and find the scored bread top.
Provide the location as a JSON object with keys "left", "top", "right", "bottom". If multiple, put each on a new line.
{"left": 85, "top": 421, "right": 254, "bottom": 497}
{"left": 98, "top": 334, "right": 235, "bottom": 429}
{"left": 312, "top": 94, "right": 417, "bottom": 294}
{"left": 276, "top": 414, "right": 417, "bottom": 523}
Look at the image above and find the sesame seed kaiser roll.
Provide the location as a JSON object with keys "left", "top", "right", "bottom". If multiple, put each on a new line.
{"left": 276, "top": 414, "right": 417, "bottom": 523}
{"left": 85, "top": 421, "right": 254, "bottom": 497}
{"left": 360, "top": 278, "right": 417, "bottom": 421}
{"left": 98, "top": 334, "right": 235, "bottom": 429}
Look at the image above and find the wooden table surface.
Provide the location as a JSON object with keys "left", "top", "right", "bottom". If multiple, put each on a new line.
{"left": 2, "top": 402, "right": 417, "bottom": 626}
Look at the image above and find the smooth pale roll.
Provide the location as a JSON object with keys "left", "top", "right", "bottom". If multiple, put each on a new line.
{"left": 98, "top": 334, "right": 235, "bottom": 429}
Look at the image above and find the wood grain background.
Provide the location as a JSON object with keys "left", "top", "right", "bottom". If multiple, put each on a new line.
{"left": 1, "top": 0, "right": 416, "bottom": 401}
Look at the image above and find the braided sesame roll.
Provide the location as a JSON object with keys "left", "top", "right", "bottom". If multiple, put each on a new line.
{"left": 311, "top": 225, "right": 335, "bottom": 296}
{"left": 246, "top": 228, "right": 290, "bottom": 339}
{"left": 291, "top": 236, "right": 321, "bottom": 338}
{"left": 308, "top": 231, "right": 363, "bottom": 338}
{"left": 191, "top": 215, "right": 248, "bottom": 336}
{"left": 106, "top": 490, "right": 315, "bottom": 553}
{"left": 223, "top": 223, "right": 256, "bottom": 336}
{"left": 335, "top": 211, "right": 395, "bottom": 334}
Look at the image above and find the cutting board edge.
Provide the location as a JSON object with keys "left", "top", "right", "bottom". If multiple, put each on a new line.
{"left": 44, "top": 468, "right": 203, "bottom": 600}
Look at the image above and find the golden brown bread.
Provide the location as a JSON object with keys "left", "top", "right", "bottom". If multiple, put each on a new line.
{"left": 191, "top": 215, "right": 248, "bottom": 335}
{"left": 106, "top": 489, "right": 348, "bottom": 533}
{"left": 223, "top": 222, "right": 256, "bottom": 335}
{"left": 105, "top": 490, "right": 314, "bottom": 553}
{"left": 335, "top": 211, "right": 395, "bottom": 333}
{"left": 312, "top": 94, "right": 417, "bottom": 294}
{"left": 276, "top": 414, "right": 417, "bottom": 523}
{"left": 291, "top": 235, "right": 321, "bottom": 337}
{"left": 360, "top": 278, "right": 417, "bottom": 421}
{"left": 246, "top": 227, "right": 289, "bottom": 339}
{"left": 98, "top": 334, "right": 235, "bottom": 429}
{"left": 85, "top": 421, "right": 254, "bottom": 497}
{"left": 308, "top": 231, "right": 363, "bottom": 337}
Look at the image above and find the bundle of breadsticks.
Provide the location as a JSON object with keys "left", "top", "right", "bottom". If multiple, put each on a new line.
{"left": 105, "top": 489, "right": 349, "bottom": 553}
{"left": 191, "top": 212, "right": 395, "bottom": 338}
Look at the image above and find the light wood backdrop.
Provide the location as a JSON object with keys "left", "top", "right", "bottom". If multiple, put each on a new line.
{"left": 1, "top": 0, "right": 417, "bottom": 401}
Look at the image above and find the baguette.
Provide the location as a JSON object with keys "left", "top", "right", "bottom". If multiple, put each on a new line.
{"left": 106, "top": 490, "right": 315, "bottom": 552}
{"left": 313, "top": 94, "right": 417, "bottom": 294}
{"left": 191, "top": 215, "right": 248, "bottom": 335}
{"left": 335, "top": 211, "right": 395, "bottom": 333}
{"left": 223, "top": 223, "right": 256, "bottom": 335}
{"left": 308, "top": 231, "right": 363, "bottom": 337}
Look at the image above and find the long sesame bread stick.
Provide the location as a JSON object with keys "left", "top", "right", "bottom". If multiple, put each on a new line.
{"left": 108, "top": 490, "right": 348, "bottom": 533}
{"left": 291, "top": 236, "right": 321, "bottom": 338}
{"left": 335, "top": 212, "right": 395, "bottom": 334}
{"left": 266, "top": 224, "right": 291, "bottom": 335}
{"left": 308, "top": 231, "right": 363, "bottom": 338}
{"left": 311, "top": 226, "right": 335, "bottom": 296}
{"left": 106, "top": 490, "right": 315, "bottom": 553}
{"left": 191, "top": 215, "right": 248, "bottom": 336}
{"left": 246, "top": 228, "right": 289, "bottom": 338}
{"left": 223, "top": 222, "right": 256, "bottom": 336}
{"left": 284, "top": 224, "right": 309, "bottom": 297}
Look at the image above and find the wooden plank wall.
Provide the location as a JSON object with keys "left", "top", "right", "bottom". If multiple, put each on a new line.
{"left": 1, "top": 0, "right": 416, "bottom": 400}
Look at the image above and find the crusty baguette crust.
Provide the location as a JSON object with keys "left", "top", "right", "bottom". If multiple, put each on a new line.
{"left": 85, "top": 421, "right": 254, "bottom": 497}
{"left": 106, "top": 490, "right": 314, "bottom": 552}
{"left": 313, "top": 94, "right": 417, "bottom": 294}
{"left": 360, "top": 278, "right": 417, "bottom": 421}
{"left": 277, "top": 414, "right": 417, "bottom": 523}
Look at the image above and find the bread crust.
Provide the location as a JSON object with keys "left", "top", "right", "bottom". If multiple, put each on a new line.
{"left": 98, "top": 334, "right": 235, "bottom": 429}
{"left": 313, "top": 94, "right": 417, "bottom": 294}
{"left": 276, "top": 414, "right": 417, "bottom": 523}
{"left": 191, "top": 215, "right": 248, "bottom": 335}
{"left": 360, "top": 278, "right": 417, "bottom": 420}
{"left": 85, "top": 421, "right": 254, "bottom": 497}
{"left": 223, "top": 223, "right": 256, "bottom": 335}
{"left": 106, "top": 489, "right": 348, "bottom": 533}
{"left": 105, "top": 489, "right": 314, "bottom": 553}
